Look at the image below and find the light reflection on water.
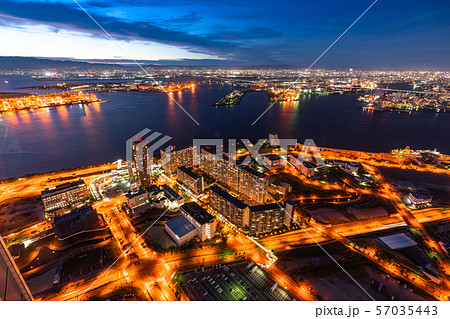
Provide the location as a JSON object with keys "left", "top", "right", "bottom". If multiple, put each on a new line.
{"left": 0, "top": 75, "right": 449, "bottom": 178}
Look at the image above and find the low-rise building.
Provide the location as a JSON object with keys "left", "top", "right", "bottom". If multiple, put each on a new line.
{"left": 407, "top": 192, "right": 432, "bottom": 207}
{"left": 52, "top": 205, "right": 99, "bottom": 238}
{"left": 180, "top": 202, "right": 216, "bottom": 241}
{"left": 300, "top": 160, "right": 316, "bottom": 177}
{"left": 125, "top": 187, "right": 148, "bottom": 209}
{"left": 165, "top": 215, "right": 197, "bottom": 246}
{"left": 145, "top": 185, "right": 164, "bottom": 200}
{"left": 268, "top": 181, "right": 292, "bottom": 195}
{"left": 41, "top": 179, "right": 90, "bottom": 216}
{"left": 290, "top": 155, "right": 317, "bottom": 177}
{"left": 263, "top": 154, "right": 285, "bottom": 169}
{"left": 177, "top": 166, "right": 204, "bottom": 194}
{"left": 289, "top": 154, "right": 303, "bottom": 169}
{"left": 160, "top": 184, "right": 184, "bottom": 208}
{"left": 269, "top": 133, "right": 280, "bottom": 146}
{"left": 328, "top": 160, "right": 362, "bottom": 174}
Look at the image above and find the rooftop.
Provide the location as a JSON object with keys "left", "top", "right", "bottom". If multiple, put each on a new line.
{"left": 41, "top": 179, "right": 86, "bottom": 197}
{"left": 209, "top": 185, "right": 247, "bottom": 210}
{"left": 53, "top": 206, "right": 96, "bottom": 225}
{"left": 284, "top": 199, "right": 295, "bottom": 206}
{"left": 378, "top": 233, "right": 417, "bottom": 250}
{"left": 302, "top": 161, "right": 317, "bottom": 169}
{"left": 125, "top": 187, "right": 147, "bottom": 199}
{"left": 410, "top": 192, "right": 432, "bottom": 199}
{"left": 239, "top": 165, "right": 268, "bottom": 179}
{"left": 248, "top": 203, "right": 284, "bottom": 212}
{"left": 165, "top": 215, "right": 196, "bottom": 239}
{"left": 161, "top": 184, "right": 182, "bottom": 202}
{"left": 180, "top": 202, "right": 215, "bottom": 225}
{"left": 178, "top": 166, "right": 201, "bottom": 180}
{"left": 264, "top": 154, "right": 282, "bottom": 161}
{"left": 145, "top": 185, "right": 161, "bottom": 194}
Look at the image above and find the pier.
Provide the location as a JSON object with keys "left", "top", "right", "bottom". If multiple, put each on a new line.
{"left": 0, "top": 92, "right": 104, "bottom": 112}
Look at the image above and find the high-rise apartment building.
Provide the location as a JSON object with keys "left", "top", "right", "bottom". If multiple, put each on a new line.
{"left": 177, "top": 166, "right": 204, "bottom": 194}
{"left": 208, "top": 185, "right": 247, "bottom": 227}
{"left": 132, "top": 137, "right": 151, "bottom": 186}
{"left": 199, "top": 149, "right": 268, "bottom": 204}
{"left": 208, "top": 185, "right": 293, "bottom": 234}
{"left": 160, "top": 146, "right": 194, "bottom": 175}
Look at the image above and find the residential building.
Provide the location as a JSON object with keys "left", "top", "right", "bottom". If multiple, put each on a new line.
{"left": 245, "top": 203, "right": 291, "bottom": 234}
{"left": 208, "top": 185, "right": 248, "bottom": 227}
{"left": 160, "top": 146, "right": 194, "bottom": 175}
{"left": 208, "top": 185, "right": 293, "bottom": 234}
{"left": 132, "top": 137, "right": 151, "bottom": 186}
{"left": 199, "top": 148, "right": 268, "bottom": 204}
{"left": 177, "top": 166, "right": 204, "bottom": 194}
{"left": 239, "top": 166, "right": 269, "bottom": 204}
{"left": 41, "top": 179, "right": 90, "bottom": 214}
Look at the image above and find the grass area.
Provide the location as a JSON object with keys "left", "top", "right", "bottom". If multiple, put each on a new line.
{"left": 53, "top": 228, "right": 111, "bottom": 247}
{"left": 14, "top": 236, "right": 54, "bottom": 268}
{"left": 272, "top": 172, "right": 348, "bottom": 197}
{"left": 276, "top": 241, "right": 363, "bottom": 277}
{"left": 327, "top": 166, "right": 379, "bottom": 191}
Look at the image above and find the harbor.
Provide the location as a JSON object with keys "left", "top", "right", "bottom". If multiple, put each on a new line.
{"left": 0, "top": 91, "right": 104, "bottom": 112}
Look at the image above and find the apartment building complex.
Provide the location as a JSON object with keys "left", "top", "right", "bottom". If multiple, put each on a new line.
{"left": 177, "top": 166, "right": 204, "bottom": 195}
{"left": 199, "top": 149, "right": 268, "bottom": 204}
{"left": 160, "top": 146, "right": 194, "bottom": 175}
{"left": 208, "top": 185, "right": 248, "bottom": 227}
{"left": 208, "top": 185, "right": 293, "bottom": 234}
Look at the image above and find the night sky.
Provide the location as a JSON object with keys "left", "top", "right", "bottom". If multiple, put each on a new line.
{"left": 0, "top": 0, "right": 449, "bottom": 68}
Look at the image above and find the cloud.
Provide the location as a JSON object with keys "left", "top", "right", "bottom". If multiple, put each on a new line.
{"left": 1, "top": 0, "right": 449, "bottom": 67}
{"left": 0, "top": 1, "right": 233, "bottom": 59}
{"left": 0, "top": 0, "right": 284, "bottom": 61}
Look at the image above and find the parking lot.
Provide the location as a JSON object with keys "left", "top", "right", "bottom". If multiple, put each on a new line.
{"left": 178, "top": 260, "right": 293, "bottom": 301}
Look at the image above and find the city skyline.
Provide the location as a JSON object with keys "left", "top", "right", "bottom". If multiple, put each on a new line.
{"left": 1, "top": 0, "right": 450, "bottom": 311}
